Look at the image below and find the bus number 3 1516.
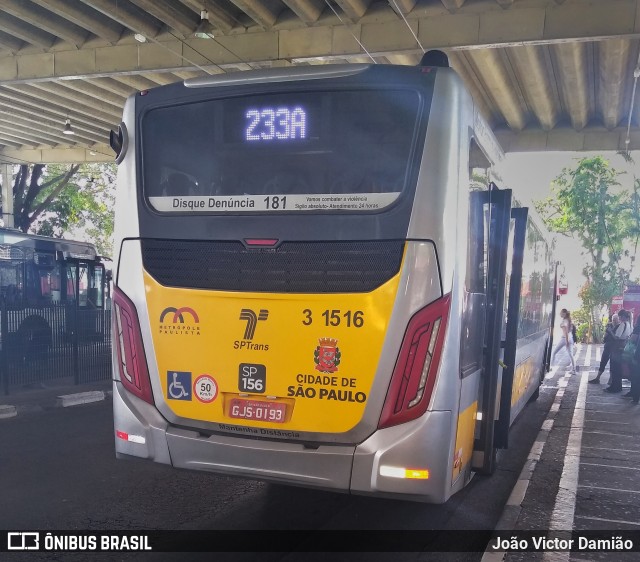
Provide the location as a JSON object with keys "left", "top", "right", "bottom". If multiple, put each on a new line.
{"left": 302, "top": 309, "right": 364, "bottom": 327}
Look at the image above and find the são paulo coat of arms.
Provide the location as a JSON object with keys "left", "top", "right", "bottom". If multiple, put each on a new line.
{"left": 314, "top": 337, "right": 341, "bottom": 373}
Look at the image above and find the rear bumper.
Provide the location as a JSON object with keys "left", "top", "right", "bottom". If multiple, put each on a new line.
{"left": 113, "top": 381, "right": 453, "bottom": 501}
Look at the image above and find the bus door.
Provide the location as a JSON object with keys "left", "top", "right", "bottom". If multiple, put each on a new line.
{"left": 65, "top": 260, "right": 104, "bottom": 341}
{"left": 494, "top": 206, "right": 528, "bottom": 449}
{"left": 470, "top": 185, "right": 511, "bottom": 475}
{"left": 545, "top": 263, "right": 560, "bottom": 373}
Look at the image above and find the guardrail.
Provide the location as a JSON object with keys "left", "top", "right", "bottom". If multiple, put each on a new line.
{"left": 0, "top": 303, "right": 111, "bottom": 395}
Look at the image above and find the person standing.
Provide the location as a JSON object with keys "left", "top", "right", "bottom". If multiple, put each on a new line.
{"left": 604, "top": 309, "right": 632, "bottom": 393}
{"left": 624, "top": 316, "right": 640, "bottom": 403}
{"left": 551, "top": 308, "right": 577, "bottom": 374}
{"left": 589, "top": 313, "right": 620, "bottom": 384}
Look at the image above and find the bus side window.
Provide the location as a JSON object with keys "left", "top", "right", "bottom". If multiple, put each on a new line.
{"left": 92, "top": 266, "right": 104, "bottom": 308}
{"left": 50, "top": 266, "right": 62, "bottom": 302}
{"left": 78, "top": 264, "right": 88, "bottom": 307}
{"left": 66, "top": 267, "right": 77, "bottom": 301}
{"left": 40, "top": 271, "right": 52, "bottom": 297}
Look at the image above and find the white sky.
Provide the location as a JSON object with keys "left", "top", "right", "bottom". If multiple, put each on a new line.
{"left": 501, "top": 150, "right": 640, "bottom": 312}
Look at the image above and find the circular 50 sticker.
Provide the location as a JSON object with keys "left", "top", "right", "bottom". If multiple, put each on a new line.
{"left": 193, "top": 374, "right": 218, "bottom": 403}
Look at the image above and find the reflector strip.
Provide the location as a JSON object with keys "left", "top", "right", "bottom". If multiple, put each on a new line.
{"left": 380, "top": 465, "right": 430, "bottom": 479}
{"left": 405, "top": 469, "right": 429, "bottom": 479}
{"left": 116, "top": 430, "right": 146, "bottom": 444}
{"left": 408, "top": 317, "right": 441, "bottom": 408}
{"left": 244, "top": 239, "right": 279, "bottom": 246}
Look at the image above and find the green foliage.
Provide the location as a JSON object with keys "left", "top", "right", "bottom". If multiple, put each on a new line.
{"left": 470, "top": 170, "right": 489, "bottom": 191}
{"left": 5, "top": 163, "right": 115, "bottom": 257}
{"left": 571, "top": 307, "right": 591, "bottom": 326}
{"left": 535, "top": 156, "right": 636, "bottom": 342}
{"left": 576, "top": 323, "right": 589, "bottom": 344}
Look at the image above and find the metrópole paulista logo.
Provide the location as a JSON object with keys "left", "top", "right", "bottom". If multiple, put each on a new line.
{"left": 159, "top": 306, "right": 200, "bottom": 336}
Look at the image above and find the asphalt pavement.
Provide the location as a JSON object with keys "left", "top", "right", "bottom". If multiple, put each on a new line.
{"left": 0, "top": 345, "right": 640, "bottom": 562}
{"left": 0, "top": 375, "right": 112, "bottom": 418}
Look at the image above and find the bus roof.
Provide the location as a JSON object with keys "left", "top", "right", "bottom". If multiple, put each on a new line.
{"left": 0, "top": 228, "right": 98, "bottom": 260}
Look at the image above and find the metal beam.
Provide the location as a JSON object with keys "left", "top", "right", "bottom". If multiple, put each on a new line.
{"left": 506, "top": 45, "right": 560, "bottom": 130}
{"left": 56, "top": 79, "right": 127, "bottom": 108}
{"left": 1, "top": 163, "right": 14, "bottom": 227}
{"left": 177, "top": 0, "right": 237, "bottom": 33}
{"left": 598, "top": 38, "right": 632, "bottom": 129}
{"left": 172, "top": 70, "right": 205, "bottom": 80}
{"left": 553, "top": 42, "right": 590, "bottom": 130}
{"left": 281, "top": 0, "right": 325, "bottom": 23}
{"left": 0, "top": 109, "right": 100, "bottom": 145}
{"left": 334, "top": 0, "right": 371, "bottom": 20}
{"left": 77, "top": 0, "right": 162, "bottom": 39}
{"left": 0, "top": 30, "right": 23, "bottom": 52}
{"left": 440, "top": 0, "right": 465, "bottom": 11}
{"left": 388, "top": 0, "right": 417, "bottom": 15}
{"left": 448, "top": 50, "right": 499, "bottom": 126}
{"left": 0, "top": 137, "right": 24, "bottom": 149}
{"left": 29, "top": 0, "right": 124, "bottom": 43}
{"left": 1, "top": 0, "right": 89, "bottom": 48}
{"left": 143, "top": 72, "right": 180, "bottom": 86}
{"left": 0, "top": 124, "right": 56, "bottom": 148}
{"left": 227, "top": 0, "right": 280, "bottom": 28}
{"left": 496, "top": 125, "right": 640, "bottom": 152}
{"left": 128, "top": 0, "right": 198, "bottom": 37}
{"left": 0, "top": 144, "right": 114, "bottom": 164}
{"left": 0, "top": 131, "right": 40, "bottom": 148}
{"left": 0, "top": 91, "right": 112, "bottom": 139}
{"left": 4, "top": 84, "right": 121, "bottom": 122}
{"left": 1, "top": 1, "right": 640, "bottom": 84}
{"left": 466, "top": 48, "right": 528, "bottom": 130}
{"left": 0, "top": 12, "right": 57, "bottom": 50}
{"left": 27, "top": 82, "right": 123, "bottom": 118}
{"left": 87, "top": 77, "right": 137, "bottom": 97}
{"left": 111, "top": 74, "right": 159, "bottom": 91}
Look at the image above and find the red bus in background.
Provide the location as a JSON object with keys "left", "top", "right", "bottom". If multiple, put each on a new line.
{"left": 611, "top": 284, "right": 640, "bottom": 324}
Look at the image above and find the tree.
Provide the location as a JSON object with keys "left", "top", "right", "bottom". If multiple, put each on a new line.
{"left": 534, "top": 156, "right": 635, "bottom": 341}
{"left": 1, "top": 163, "right": 116, "bottom": 256}
{"left": 10, "top": 164, "right": 79, "bottom": 233}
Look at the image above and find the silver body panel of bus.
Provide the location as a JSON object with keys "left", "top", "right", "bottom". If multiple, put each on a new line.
{"left": 112, "top": 67, "right": 524, "bottom": 502}
{"left": 114, "top": 379, "right": 453, "bottom": 501}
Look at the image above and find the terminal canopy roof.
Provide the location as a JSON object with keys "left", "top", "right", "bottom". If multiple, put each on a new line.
{"left": 0, "top": 0, "right": 639, "bottom": 163}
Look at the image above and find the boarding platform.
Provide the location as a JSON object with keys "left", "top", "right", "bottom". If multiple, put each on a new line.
{"left": 486, "top": 343, "right": 640, "bottom": 562}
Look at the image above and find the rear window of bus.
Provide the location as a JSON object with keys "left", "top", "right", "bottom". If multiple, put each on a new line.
{"left": 140, "top": 88, "right": 421, "bottom": 212}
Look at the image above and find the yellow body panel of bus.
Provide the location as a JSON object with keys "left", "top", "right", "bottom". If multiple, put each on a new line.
{"left": 511, "top": 356, "right": 535, "bottom": 406}
{"left": 452, "top": 401, "right": 477, "bottom": 483}
{"left": 143, "top": 269, "right": 401, "bottom": 434}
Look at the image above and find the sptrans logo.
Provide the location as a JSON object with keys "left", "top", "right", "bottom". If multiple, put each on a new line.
{"left": 159, "top": 306, "right": 200, "bottom": 337}
{"left": 234, "top": 308, "right": 269, "bottom": 351}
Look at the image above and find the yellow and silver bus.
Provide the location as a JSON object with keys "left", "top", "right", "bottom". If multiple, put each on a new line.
{"left": 111, "top": 53, "right": 555, "bottom": 503}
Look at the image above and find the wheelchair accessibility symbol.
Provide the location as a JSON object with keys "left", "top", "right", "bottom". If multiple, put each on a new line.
{"left": 167, "top": 371, "right": 192, "bottom": 401}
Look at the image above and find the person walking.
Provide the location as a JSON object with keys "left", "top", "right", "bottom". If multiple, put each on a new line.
{"left": 589, "top": 313, "right": 620, "bottom": 384}
{"left": 604, "top": 309, "right": 632, "bottom": 393}
{"left": 551, "top": 308, "right": 577, "bottom": 374}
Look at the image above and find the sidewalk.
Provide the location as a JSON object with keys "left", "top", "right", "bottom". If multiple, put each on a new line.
{"left": 0, "top": 376, "right": 112, "bottom": 419}
{"left": 485, "top": 343, "right": 640, "bottom": 562}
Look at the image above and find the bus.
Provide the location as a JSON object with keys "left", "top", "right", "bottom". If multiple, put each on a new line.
{"left": 611, "top": 284, "right": 640, "bottom": 325}
{"left": 110, "top": 53, "right": 556, "bottom": 503}
{"left": 0, "top": 227, "right": 110, "bottom": 354}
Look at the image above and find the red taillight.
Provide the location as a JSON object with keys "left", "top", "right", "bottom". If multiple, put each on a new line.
{"left": 378, "top": 294, "right": 451, "bottom": 429}
{"left": 112, "top": 285, "right": 154, "bottom": 405}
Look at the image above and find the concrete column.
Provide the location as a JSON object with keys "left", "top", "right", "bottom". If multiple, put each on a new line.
{"left": 0, "top": 164, "right": 14, "bottom": 228}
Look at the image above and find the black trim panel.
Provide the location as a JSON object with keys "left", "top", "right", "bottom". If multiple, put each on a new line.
{"left": 141, "top": 239, "right": 404, "bottom": 293}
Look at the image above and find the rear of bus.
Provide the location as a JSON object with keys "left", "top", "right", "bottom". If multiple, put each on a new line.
{"left": 112, "top": 64, "right": 466, "bottom": 502}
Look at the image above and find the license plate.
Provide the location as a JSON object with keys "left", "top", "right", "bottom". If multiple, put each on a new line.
{"left": 228, "top": 398, "right": 287, "bottom": 423}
